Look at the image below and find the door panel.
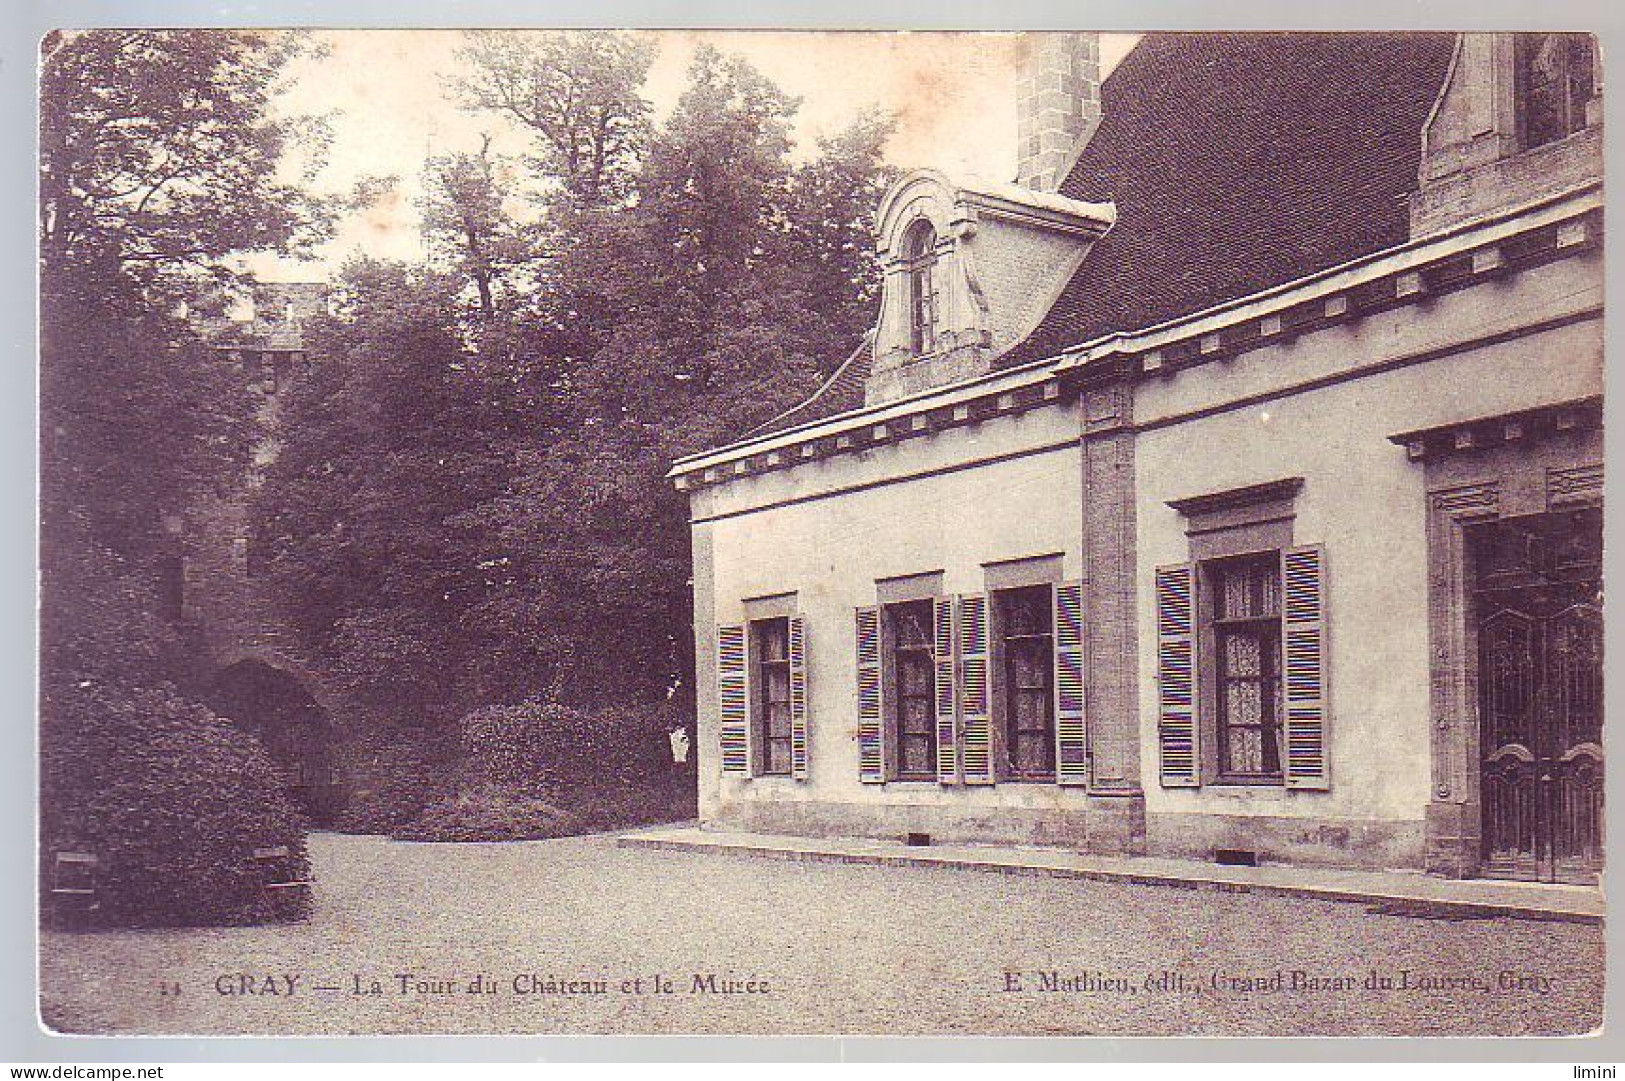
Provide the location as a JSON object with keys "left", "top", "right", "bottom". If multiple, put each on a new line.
{"left": 1474, "top": 510, "right": 1603, "bottom": 884}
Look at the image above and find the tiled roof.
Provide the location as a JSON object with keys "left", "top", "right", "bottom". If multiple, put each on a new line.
{"left": 750, "top": 31, "right": 1457, "bottom": 436}
{"left": 1004, "top": 31, "right": 1457, "bottom": 364}
{"left": 749, "top": 334, "right": 874, "bottom": 438}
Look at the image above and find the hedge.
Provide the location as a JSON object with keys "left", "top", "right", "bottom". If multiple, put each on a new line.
{"left": 458, "top": 697, "right": 681, "bottom": 791}
{"left": 40, "top": 683, "right": 311, "bottom": 928}
{"left": 390, "top": 699, "right": 694, "bottom": 841}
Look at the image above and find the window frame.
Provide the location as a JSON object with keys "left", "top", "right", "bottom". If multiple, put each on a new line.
{"left": 883, "top": 598, "right": 939, "bottom": 782}
{"left": 991, "top": 583, "right": 1057, "bottom": 783}
{"left": 1202, "top": 551, "right": 1286, "bottom": 785}
{"left": 749, "top": 615, "right": 794, "bottom": 777}
{"left": 1166, "top": 477, "right": 1302, "bottom": 789}
{"left": 903, "top": 219, "right": 940, "bottom": 357}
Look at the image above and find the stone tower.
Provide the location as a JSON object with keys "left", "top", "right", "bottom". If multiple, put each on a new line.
{"left": 1016, "top": 33, "right": 1103, "bottom": 193}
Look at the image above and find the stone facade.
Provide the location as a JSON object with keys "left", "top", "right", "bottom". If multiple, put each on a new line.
{"left": 180, "top": 280, "right": 347, "bottom": 820}
{"left": 1016, "top": 33, "right": 1102, "bottom": 192}
{"left": 671, "top": 33, "right": 1604, "bottom": 877}
{"left": 867, "top": 172, "right": 1112, "bottom": 404}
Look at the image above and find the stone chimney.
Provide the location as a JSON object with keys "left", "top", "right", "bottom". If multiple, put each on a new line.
{"left": 1016, "top": 33, "right": 1103, "bottom": 192}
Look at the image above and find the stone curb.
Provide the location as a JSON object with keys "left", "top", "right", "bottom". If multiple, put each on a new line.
{"left": 618, "top": 832, "right": 1604, "bottom": 925}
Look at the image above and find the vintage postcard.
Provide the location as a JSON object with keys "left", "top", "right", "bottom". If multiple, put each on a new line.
{"left": 35, "top": 26, "right": 1605, "bottom": 1040}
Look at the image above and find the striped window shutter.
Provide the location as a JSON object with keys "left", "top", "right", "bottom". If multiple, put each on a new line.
{"left": 855, "top": 606, "right": 885, "bottom": 783}
{"left": 1052, "top": 580, "right": 1088, "bottom": 786}
{"left": 1155, "top": 565, "right": 1199, "bottom": 787}
{"left": 717, "top": 623, "right": 751, "bottom": 777}
{"left": 1281, "top": 545, "right": 1330, "bottom": 790}
{"left": 958, "top": 593, "right": 994, "bottom": 785}
{"left": 788, "top": 615, "right": 810, "bottom": 781}
{"left": 933, "top": 596, "right": 960, "bottom": 784}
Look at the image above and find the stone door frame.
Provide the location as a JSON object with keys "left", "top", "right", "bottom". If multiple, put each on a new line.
{"left": 1398, "top": 400, "right": 1602, "bottom": 877}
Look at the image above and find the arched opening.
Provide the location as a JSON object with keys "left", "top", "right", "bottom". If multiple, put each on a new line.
{"left": 903, "top": 219, "right": 940, "bottom": 356}
{"left": 207, "top": 660, "right": 344, "bottom": 825}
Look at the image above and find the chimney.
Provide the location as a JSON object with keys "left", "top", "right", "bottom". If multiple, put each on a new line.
{"left": 1016, "top": 33, "right": 1102, "bottom": 192}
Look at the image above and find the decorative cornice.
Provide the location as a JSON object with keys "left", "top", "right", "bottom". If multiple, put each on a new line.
{"left": 1432, "top": 482, "right": 1501, "bottom": 518}
{"left": 672, "top": 377, "right": 1072, "bottom": 492}
{"left": 1059, "top": 187, "right": 1600, "bottom": 380}
{"left": 1548, "top": 463, "right": 1604, "bottom": 507}
{"left": 670, "top": 188, "right": 1601, "bottom": 494}
{"left": 1388, "top": 396, "right": 1603, "bottom": 463}
{"left": 1167, "top": 478, "right": 1304, "bottom": 518}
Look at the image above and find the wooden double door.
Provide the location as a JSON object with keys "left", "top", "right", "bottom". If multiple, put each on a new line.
{"left": 1473, "top": 508, "right": 1603, "bottom": 883}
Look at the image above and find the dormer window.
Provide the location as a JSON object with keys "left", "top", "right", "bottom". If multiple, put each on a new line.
{"left": 1517, "top": 33, "right": 1595, "bottom": 150}
{"left": 904, "top": 220, "right": 939, "bottom": 356}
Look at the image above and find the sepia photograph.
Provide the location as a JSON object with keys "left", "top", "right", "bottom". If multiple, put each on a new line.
{"left": 32, "top": 21, "right": 1607, "bottom": 1044}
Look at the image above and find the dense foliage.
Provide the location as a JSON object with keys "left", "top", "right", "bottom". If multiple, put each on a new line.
{"left": 39, "top": 31, "right": 330, "bottom": 924}
{"left": 41, "top": 685, "right": 311, "bottom": 928}
{"left": 460, "top": 699, "right": 681, "bottom": 789}
{"left": 40, "top": 27, "right": 329, "bottom": 609}
{"left": 40, "top": 30, "right": 895, "bottom": 852}
{"left": 394, "top": 698, "right": 692, "bottom": 842}
{"left": 254, "top": 38, "right": 895, "bottom": 752}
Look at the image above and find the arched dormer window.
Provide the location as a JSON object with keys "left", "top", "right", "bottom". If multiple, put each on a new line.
{"left": 904, "top": 220, "right": 940, "bottom": 356}
{"left": 1516, "top": 33, "right": 1596, "bottom": 150}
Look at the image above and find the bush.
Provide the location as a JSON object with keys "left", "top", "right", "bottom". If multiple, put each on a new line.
{"left": 40, "top": 683, "right": 311, "bottom": 928}
{"left": 393, "top": 786, "right": 581, "bottom": 842}
{"left": 390, "top": 698, "right": 696, "bottom": 842}
{"left": 459, "top": 697, "right": 680, "bottom": 791}
{"left": 329, "top": 733, "right": 454, "bottom": 835}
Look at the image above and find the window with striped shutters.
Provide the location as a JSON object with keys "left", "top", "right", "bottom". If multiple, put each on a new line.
{"left": 1281, "top": 545, "right": 1330, "bottom": 790}
{"left": 717, "top": 624, "right": 751, "bottom": 776}
{"left": 958, "top": 593, "right": 995, "bottom": 784}
{"left": 855, "top": 606, "right": 886, "bottom": 783}
{"left": 933, "top": 596, "right": 960, "bottom": 784}
{"left": 1155, "top": 565, "right": 1200, "bottom": 787}
{"left": 788, "top": 615, "right": 810, "bottom": 780}
{"left": 1052, "top": 580, "right": 1088, "bottom": 786}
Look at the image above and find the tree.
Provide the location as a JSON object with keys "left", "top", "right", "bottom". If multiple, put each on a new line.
{"left": 451, "top": 30, "right": 655, "bottom": 208}
{"left": 255, "top": 42, "right": 895, "bottom": 749}
{"left": 456, "top": 48, "right": 840, "bottom": 708}
{"left": 39, "top": 31, "right": 334, "bottom": 923}
{"left": 40, "top": 30, "right": 331, "bottom": 306}
{"left": 252, "top": 258, "right": 518, "bottom": 727}
{"left": 39, "top": 29, "right": 331, "bottom": 566}
{"left": 782, "top": 109, "right": 899, "bottom": 365}
{"left": 419, "top": 135, "right": 533, "bottom": 320}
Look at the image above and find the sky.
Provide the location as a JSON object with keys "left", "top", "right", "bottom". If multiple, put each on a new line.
{"left": 247, "top": 30, "right": 1140, "bottom": 282}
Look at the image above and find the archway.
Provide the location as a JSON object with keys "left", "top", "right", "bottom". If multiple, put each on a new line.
{"left": 207, "top": 660, "right": 345, "bottom": 825}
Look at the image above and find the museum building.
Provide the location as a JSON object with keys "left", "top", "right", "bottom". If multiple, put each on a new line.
{"left": 667, "top": 32, "right": 1604, "bottom": 881}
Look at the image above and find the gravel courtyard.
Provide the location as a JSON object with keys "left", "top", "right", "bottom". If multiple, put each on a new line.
{"left": 39, "top": 830, "right": 1603, "bottom": 1037}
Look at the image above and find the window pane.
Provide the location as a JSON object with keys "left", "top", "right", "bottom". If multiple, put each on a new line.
{"left": 1226, "top": 679, "right": 1262, "bottom": 727}
{"left": 767, "top": 701, "right": 792, "bottom": 738}
{"left": 1015, "top": 732, "right": 1053, "bottom": 774}
{"left": 1216, "top": 554, "right": 1280, "bottom": 619}
{"left": 901, "top": 695, "right": 933, "bottom": 733}
{"left": 1225, "top": 633, "right": 1263, "bottom": 677}
{"left": 1002, "top": 588, "right": 1050, "bottom": 636}
{"left": 1225, "top": 725, "right": 1265, "bottom": 774}
{"left": 1012, "top": 651, "right": 1047, "bottom": 690}
{"left": 1014, "top": 689, "right": 1048, "bottom": 732}
{"left": 900, "top": 653, "right": 932, "bottom": 696}
{"left": 767, "top": 738, "right": 792, "bottom": 775}
{"left": 901, "top": 735, "right": 933, "bottom": 778}
{"left": 765, "top": 665, "right": 790, "bottom": 705}
{"left": 1258, "top": 565, "right": 1280, "bottom": 617}
{"left": 759, "top": 620, "right": 788, "bottom": 662}
{"left": 893, "top": 603, "right": 932, "bottom": 648}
